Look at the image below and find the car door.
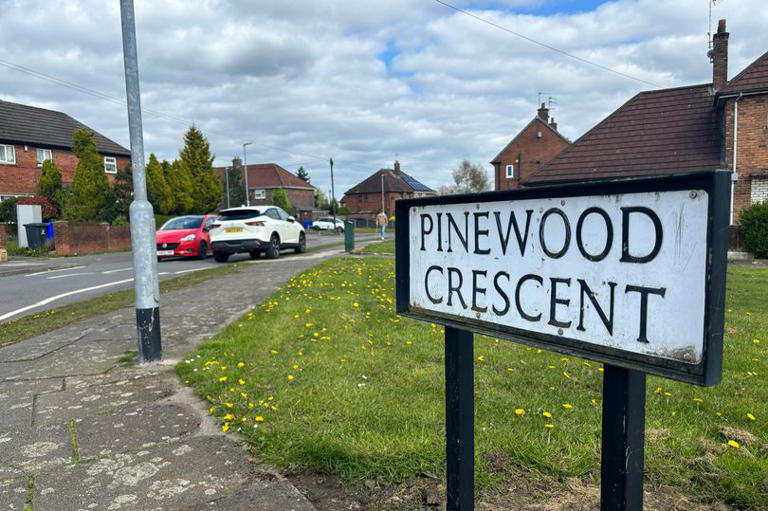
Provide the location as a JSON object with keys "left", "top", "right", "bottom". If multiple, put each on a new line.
{"left": 263, "top": 208, "right": 285, "bottom": 244}
{"left": 202, "top": 215, "right": 215, "bottom": 244}
{"left": 275, "top": 207, "right": 298, "bottom": 243}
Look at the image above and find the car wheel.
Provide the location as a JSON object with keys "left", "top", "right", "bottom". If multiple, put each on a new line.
{"left": 265, "top": 234, "right": 280, "bottom": 259}
{"left": 197, "top": 241, "right": 207, "bottom": 260}
{"left": 213, "top": 252, "right": 229, "bottom": 263}
{"left": 249, "top": 250, "right": 261, "bottom": 259}
{"left": 295, "top": 232, "right": 306, "bottom": 254}
{"left": 335, "top": 226, "right": 343, "bottom": 233}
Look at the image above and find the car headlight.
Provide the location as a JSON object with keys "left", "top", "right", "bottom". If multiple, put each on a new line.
{"left": 180, "top": 234, "right": 197, "bottom": 242}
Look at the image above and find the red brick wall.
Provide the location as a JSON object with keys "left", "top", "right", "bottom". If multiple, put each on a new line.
{"left": 343, "top": 190, "right": 426, "bottom": 215}
{"left": 0, "top": 223, "right": 6, "bottom": 249}
{"left": 722, "top": 95, "right": 768, "bottom": 223}
{"left": 53, "top": 221, "right": 132, "bottom": 255}
{"left": 493, "top": 119, "right": 569, "bottom": 191}
{"left": 0, "top": 143, "right": 129, "bottom": 196}
{"left": 250, "top": 187, "right": 315, "bottom": 214}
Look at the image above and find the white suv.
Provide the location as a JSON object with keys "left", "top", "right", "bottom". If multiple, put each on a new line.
{"left": 311, "top": 216, "right": 345, "bottom": 232}
{"left": 209, "top": 206, "right": 306, "bottom": 262}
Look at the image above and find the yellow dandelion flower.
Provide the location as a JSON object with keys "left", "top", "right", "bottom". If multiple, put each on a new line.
{"left": 692, "top": 398, "right": 703, "bottom": 404}
{"left": 664, "top": 392, "right": 672, "bottom": 397}
{"left": 562, "top": 403, "right": 573, "bottom": 409}
{"left": 270, "top": 349, "right": 278, "bottom": 354}
{"left": 353, "top": 303, "right": 359, "bottom": 308}
{"left": 548, "top": 365, "right": 556, "bottom": 369}
{"left": 542, "top": 411, "right": 553, "bottom": 418}
{"left": 238, "top": 379, "right": 245, "bottom": 385}
{"left": 563, "top": 371, "right": 570, "bottom": 379}
{"left": 208, "top": 406, "right": 215, "bottom": 415}
{"left": 248, "top": 402, "right": 254, "bottom": 408}
{"left": 515, "top": 408, "right": 525, "bottom": 416}
{"left": 268, "top": 396, "right": 274, "bottom": 401}
{"left": 223, "top": 413, "right": 234, "bottom": 421}
{"left": 292, "top": 364, "right": 300, "bottom": 369}
{"left": 255, "top": 416, "right": 264, "bottom": 422}
{"left": 240, "top": 392, "right": 247, "bottom": 398}
{"left": 727, "top": 439, "right": 740, "bottom": 448}
{"left": 221, "top": 422, "right": 230, "bottom": 432}
{"left": 237, "top": 362, "right": 245, "bottom": 368}
{"left": 297, "top": 351, "right": 303, "bottom": 356}
{"left": 288, "top": 375, "right": 294, "bottom": 380}
{"left": 545, "top": 424, "right": 554, "bottom": 429}
{"left": 654, "top": 387, "right": 662, "bottom": 394}
{"left": 477, "top": 356, "right": 485, "bottom": 362}
{"left": 225, "top": 402, "right": 233, "bottom": 408}
{"left": 220, "top": 366, "right": 227, "bottom": 370}
{"left": 747, "top": 413, "right": 756, "bottom": 421}
{"left": 219, "top": 376, "right": 228, "bottom": 383}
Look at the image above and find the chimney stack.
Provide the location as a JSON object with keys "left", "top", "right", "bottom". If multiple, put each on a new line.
{"left": 537, "top": 102, "right": 549, "bottom": 122}
{"left": 549, "top": 117, "right": 558, "bottom": 131}
{"left": 711, "top": 19, "right": 729, "bottom": 91}
{"left": 394, "top": 160, "right": 401, "bottom": 174}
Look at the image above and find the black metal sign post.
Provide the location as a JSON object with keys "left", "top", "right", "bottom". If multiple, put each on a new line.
{"left": 394, "top": 171, "right": 730, "bottom": 511}
{"left": 601, "top": 365, "right": 646, "bottom": 510}
{"left": 445, "top": 326, "right": 474, "bottom": 510}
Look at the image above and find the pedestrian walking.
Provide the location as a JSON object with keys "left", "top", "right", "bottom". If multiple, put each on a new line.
{"left": 376, "top": 210, "right": 388, "bottom": 240}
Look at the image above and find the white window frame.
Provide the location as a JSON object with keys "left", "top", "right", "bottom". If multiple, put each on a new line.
{"left": 36, "top": 148, "right": 53, "bottom": 167}
{"left": 253, "top": 189, "right": 266, "bottom": 199}
{"left": 505, "top": 164, "right": 514, "bottom": 178}
{"left": 103, "top": 156, "right": 117, "bottom": 174}
{"left": 0, "top": 144, "right": 16, "bottom": 164}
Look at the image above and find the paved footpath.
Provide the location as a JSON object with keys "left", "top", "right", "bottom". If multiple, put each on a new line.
{"left": 0, "top": 248, "right": 355, "bottom": 510}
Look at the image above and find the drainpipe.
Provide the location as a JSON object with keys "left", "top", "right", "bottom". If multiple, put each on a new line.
{"left": 730, "top": 92, "right": 742, "bottom": 225}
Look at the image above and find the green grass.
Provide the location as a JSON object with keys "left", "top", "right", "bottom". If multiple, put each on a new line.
{"left": 178, "top": 261, "right": 767, "bottom": 508}
{"left": 359, "top": 239, "right": 395, "bottom": 254}
{"left": 6, "top": 236, "right": 51, "bottom": 257}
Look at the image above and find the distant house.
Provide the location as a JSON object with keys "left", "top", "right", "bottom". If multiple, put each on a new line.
{"left": 342, "top": 161, "right": 435, "bottom": 221}
{"left": 525, "top": 20, "right": 768, "bottom": 228}
{"left": 214, "top": 160, "right": 316, "bottom": 221}
{"left": 491, "top": 103, "right": 570, "bottom": 191}
{"left": 0, "top": 100, "right": 131, "bottom": 202}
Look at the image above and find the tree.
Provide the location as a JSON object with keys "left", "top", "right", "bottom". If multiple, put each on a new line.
{"left": 102, "top": 165, "right": 133, "bottom": 224}
{"left": 179, "top": 125, "right": 222, "bottom": 212}
{"left": 223, "top": 158, "right": 246, "bottom": 208}
{"left": 314, "top": 188, "right": 329, "bottom": 210}
{"left": 270, "top": 188, "right": 293, "bottom": 213}
{"left": 37, "top": 159, "right": 63, "bottom": 208}
{"left": 146, "top": 154, "right": 174, "bottom": 214}
{"left": 440, "top": 160, "right": 490, "bottom": 195}
{"left": 65, "top": 129, "right": 110, "bottom": 220}
{"left": 164, "top": 159, "right": 195, "bottom": 214}
{"left": 296, "top": 166, "right": 311, "bottom": 183}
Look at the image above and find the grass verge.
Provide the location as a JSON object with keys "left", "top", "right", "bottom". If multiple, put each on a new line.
{"left": 178, "top": 260, "right": 767, "bottom": 509}
{"left": 359, "top": 239, "right": 395, "bottom": 254}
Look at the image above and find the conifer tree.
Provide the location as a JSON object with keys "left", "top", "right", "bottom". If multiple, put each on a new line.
{"left": 179, "top": 125, "right": 222, "bottom": 212}
{"left": 65, "top": 129, "right": 109, "bottom": 220}
{"left": 102, "top": 165, "right": 133, "bottom": 223}
{"left": 37, "top": 159, "right": 63, "bottom": 208}
{"left": 223, "top": 157, "right": 246, "bottom": 207}
{"left": 146, "top": 153, "right": 174, "bottom": 214}
{"left": 296, "top": 166, "right": 310, "bottom": 183}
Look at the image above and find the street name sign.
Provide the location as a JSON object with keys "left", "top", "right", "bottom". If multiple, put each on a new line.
{"left": 396, "top": 171, "right": 729, "bottom": 386}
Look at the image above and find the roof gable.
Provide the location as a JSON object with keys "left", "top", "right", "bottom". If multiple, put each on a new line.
{"left": 243, "top": 163, "right": 315, "bottom": 190}
{"left": 491, "top": 117, "right": 570, "bottom": 163}
{"left": 0, "top": 99, "right": 130, "bottom": 156}
{"left": 344, "top": 168, "right": 434, "bottom": 195}
{"left": 525, "top": 84, "right": 722, "bottom": 184}
{"left": 720, "top": 49, "right": 768, "bottom": 95}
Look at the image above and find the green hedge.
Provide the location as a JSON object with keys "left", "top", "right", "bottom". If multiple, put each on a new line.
{"left": 741, "top": 200, "right": 768, "bottom": 258}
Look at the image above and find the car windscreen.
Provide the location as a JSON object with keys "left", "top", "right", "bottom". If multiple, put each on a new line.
{"left": 160, "top": 216, "right": 204, "bottom": 230}
{"left": 218, "top": 209, "right": 262, "bottom": 221}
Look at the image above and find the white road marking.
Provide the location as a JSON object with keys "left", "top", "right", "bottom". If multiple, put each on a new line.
{"left": 173, "top": 268, "right": 206, "bottom": 275}
{"left": 25, "top": 266, "right": 86, "bottom": 277}
{"left": 102, "top": 267, "right": 132, "bottom": 274}
{"left": 46, "top": 272, "right": 96, "bottom": 280}
{"left": 0, "top": 278, "right": 135, "bottom": 322}
{"left": 158, "top": 272, "right": 170, "bottom": 275}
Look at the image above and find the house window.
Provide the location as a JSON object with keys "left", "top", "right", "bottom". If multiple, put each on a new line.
{"left": 253, "top": 189, "right": 266, "bottom": 199}
{"left": 104, "top": 156, "right": 117, "bottom": 174}
{"left": 0, "top": 144, "right": 16, "bottom": 164}
{"left": 36, "top": 149, "right": 52, "bottom": 166}
{"left": 505, "top": 164, "right": 514, "bottom": 178}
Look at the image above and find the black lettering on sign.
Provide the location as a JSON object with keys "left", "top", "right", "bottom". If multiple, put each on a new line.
{"left": 625, "top": 285, "right": 667, "bottom": 343}
{"left": 494, "top": 209, "right": 533, "bottom": 256}
{"left": 577, "top": 279, "right": 617, "bottom": 335}
{"left": 425, "top": 265, "right": 443, "bottom": 304}
{"left": 420, "top": 214, "right": 433, "bottom": 251}
{"left": 539, "top": 208, "right": 571, "bottom": 259}
{"left": 436, "top": 212, "right": 443, "bottom": 252}
{"left": 620, "top": 207, "right": 663, "bottom": 263}
{"left": 473, "top": 212, "right": 490, "bottom": 255}
{"left": 515, "top": 274, "right": 543, "bottom": 322}
{"left": 576, "top": 207, "right": 613, "bottom": 261}
{"left": 548, "top": 277, "right": 572, "bottom": 328}
{"left": 447, "top": 212, "right": 469, "bottom": 253}
{"left": 471, "top": 270, "right": 488, "bottom": 313}
{"left": 447, "top": 267, "right": 468, "bottom": 309}
{"left": 493, "top": 271, "right": 510, "bottom": 315}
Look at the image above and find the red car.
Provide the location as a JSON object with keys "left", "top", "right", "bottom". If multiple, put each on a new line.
{"left": 156, "top": 215, "right": 216, "bottom": 260}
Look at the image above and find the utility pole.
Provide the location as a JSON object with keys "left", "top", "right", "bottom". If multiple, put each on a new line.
{"left": 381, "top": 173, "right": 385, "bottom": 213}
{"left": 243, "top": 142, "right": 252, "bottom": 206}
{"left": 329, "top": 158, "right": 336, "bottom": 229}
{"left": 225, "top": 162, "right": 230, "bottom": 208}
{"left": 119, "top": 0, "right": 161, "bottom": 363}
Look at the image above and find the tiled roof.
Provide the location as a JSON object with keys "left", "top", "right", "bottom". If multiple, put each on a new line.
{"left": 344, "top": 169, "right": 434, "bottom": 195}
{"left": 720, "top": 49, "right": 768, "bottom": 94}
{"left": 525, "top": 84, "right": 722, "bottom": 184}
{"left": 491, "top": 116, "right": 570, "bottom": 163}
{"left": 243, "top": 163, "right": 315, "bottom": 190}
{"left": 0, "top": 99, "right": 130, "bottom": 156}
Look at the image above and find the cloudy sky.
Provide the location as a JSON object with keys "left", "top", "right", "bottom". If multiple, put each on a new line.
{"left": 1, "top": 0, "right": 767, "bottom": 196}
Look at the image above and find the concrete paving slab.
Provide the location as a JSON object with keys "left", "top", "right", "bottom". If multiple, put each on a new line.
{"left": 0, "top": 422, "right": 71, "bottom": 474}
{"left": 179, "top": 479, "right": 316, "bottom": 511}
{"left": 0, "top": 476, "right": 28, "bottom": 510}
{"left": 0, "top": 378, "right": 63, "bottom": 429}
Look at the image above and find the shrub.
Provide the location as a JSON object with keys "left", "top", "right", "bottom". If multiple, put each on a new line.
{"left": 0, "top": 197, "right": 20, "bottom": 225}
{"left": 17, "top": 196, "right": 59, "bottom": 221}
{"left": 111, "top": 216, "right": 129, "bottom": 226}
{"left": 741, "top": 200, "right": 768, "bottom": 258}
{"left": 270, "top": 188, "right": 293, "bottom": 213}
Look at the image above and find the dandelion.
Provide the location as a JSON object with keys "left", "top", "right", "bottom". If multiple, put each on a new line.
{"left": 563, "top": 371, "right": 571, "bottom": 379}
{"left": 542, "top": 412, "right": 553, "bottom": 418}
{"left": 545, "top": 424, "right": 554, "bottom": 429}
{"left": 223, "top": 413, "right": 234, "bottom": 421}
{"left": 297, "top": 351, "right": 303, "bottom": 356}
{"left": 238, "top": 379, "right": 245, "bottom": 385}
{"left": 219, "top": 376, "right": 228, "bottom": 383}
{"left": 221, "top": 422, "right": 230, "bottom": 432}
{"left": 225, "top": 402, "right": 233, "bottom": 408}
{"left": 353, "top": 303, "right": 359, "bottom": 308}
{"left": 654, "top": 387, "right": 662, "bottom": 394}
{"left": 747, "top": 412, "right": 756, "bottom": 421}
{"left": 727, "top": 439, "right": 740, "bottom": 448}
{"left": 270, "top": 349, "right": 279, "bottom": 355}
{"left": 562, "top": 403, "right": 573, "bottom": 409}
{"left": 240, "top": 392, "right": 247, "bottom": 398}
{"left": 292, "top": 364, "right": 300, "bottom": 370}
{"left": 237, "top": 362, "right": 245, "bottom": 368}
{"left": 515, "top": 408, "right": 525, "bottom": 416}
{"left": 254, "top": 416, "right": 264, "bottom": 422}
{"left": 288, "top": 375, "right": 294, "bottom": 380}
{"left": 477, "top": 356, "right": 485, "bottom": 362}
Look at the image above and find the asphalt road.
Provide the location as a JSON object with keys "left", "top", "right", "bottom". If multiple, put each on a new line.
{"left": 0, "top": 231, "right": 378, "bottom": 321}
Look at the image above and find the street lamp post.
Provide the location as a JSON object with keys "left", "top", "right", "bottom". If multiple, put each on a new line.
{"left": 329, "top": 158, "right": 336, "bottom": 229}
{"left": 225, "top": 163, "right": 230, "bottom": 208}
{"left": 119, "top": 0, "right": 161, "bottom": 363}
{"left": 243, "top": 142, "right": 252, "bottom": 206}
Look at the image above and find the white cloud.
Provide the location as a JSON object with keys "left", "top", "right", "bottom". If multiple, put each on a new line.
{"left": 1, "top": 0, "right": 766, "bottom": 196}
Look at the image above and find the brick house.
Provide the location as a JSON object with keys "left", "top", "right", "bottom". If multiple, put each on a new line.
{"left": 342, "top": 161, "right": 435, "bottom": 221}
{"left": 214, "top": 160, "right": 316, "bottom": 221}
{"left": 491, "top": 103, "right": 570, "bottom": 191}
{"left": 0, "top": 100, "right": 131, "bottom": 202}
{"left": 525, "top": 20, "right": 768, "bottom": 227}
